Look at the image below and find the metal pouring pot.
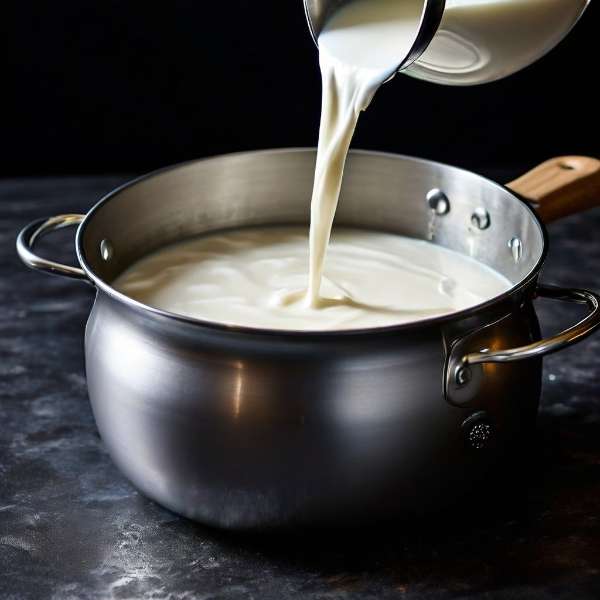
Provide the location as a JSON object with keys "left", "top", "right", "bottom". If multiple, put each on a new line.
{"left": 17, "top": 150, "right": 600, "bottom": 530}
{"left": 304, "top": 0, "right": 590, "bottom": 85}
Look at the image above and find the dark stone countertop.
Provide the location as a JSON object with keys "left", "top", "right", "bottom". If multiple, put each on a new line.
{"left": 1, "top": 171, "right": 600, "bottom": 600}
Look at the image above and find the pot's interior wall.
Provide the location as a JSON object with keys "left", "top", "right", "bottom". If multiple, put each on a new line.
{"left": 79, "top": 150, "right": 544, "bottom": 287}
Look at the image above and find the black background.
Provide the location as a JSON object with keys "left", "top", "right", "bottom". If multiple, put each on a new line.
{"left": 2, "top": 1, "right": 597, "bottom": 177}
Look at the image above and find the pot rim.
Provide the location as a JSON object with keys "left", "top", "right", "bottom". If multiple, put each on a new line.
{"left": 75, "top": 147, "right": 549, "bottom": 338}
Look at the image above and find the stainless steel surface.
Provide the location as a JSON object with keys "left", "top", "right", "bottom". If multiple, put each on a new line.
{"left": 304, "top": 0, "right": 589, "bottom": 86}
{"left": 16, "top": 214, "right": 87, "bottom": 280}
{"left": 16, "top": 149, "right": 599, "bottom": 529}
{"left": 304, "top": 0, "right": 446, "bottom": 71}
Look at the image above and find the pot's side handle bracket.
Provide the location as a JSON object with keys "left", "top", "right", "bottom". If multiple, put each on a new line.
{"left": 508, "top": 156, "right": 600, "bottom": 223}
{"left": 446, "top": 284, "right": 600, "bottom": 406}
{"left": 16, "top": 214, "right": 88, "bottom": 281}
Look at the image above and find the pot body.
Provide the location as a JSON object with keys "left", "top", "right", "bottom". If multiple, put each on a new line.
{"left": 25, "top": 149, "right": 582, "bottom": 529}
{"left": 73, "top": 149, "right": 550, "bottom": 529}
{"left": 85, "top": 287, "right": 541, "bottom": 529}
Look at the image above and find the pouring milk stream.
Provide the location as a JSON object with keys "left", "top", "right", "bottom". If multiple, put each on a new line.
{"left": 116, "top": 0, "right": 585, "bottom": 330}
{"left": 305, "top": 0, "right": 425, "bottom": 307}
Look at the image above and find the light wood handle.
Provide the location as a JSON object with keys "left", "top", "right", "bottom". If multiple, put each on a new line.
{"left": 507, "top": 156, "right": 600, "bottom": 223}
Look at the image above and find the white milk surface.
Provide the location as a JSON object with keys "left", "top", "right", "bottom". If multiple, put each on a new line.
{"left": 114, "top": 227, "right": 511, "bottom": 331}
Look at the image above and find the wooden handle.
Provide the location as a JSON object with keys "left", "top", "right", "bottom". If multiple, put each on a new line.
{"left": 507, "top": 156, "right": 600, "bottom": 223}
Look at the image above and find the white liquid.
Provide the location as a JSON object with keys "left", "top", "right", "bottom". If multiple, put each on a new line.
{"left": 114, "top": 227, "right": 511, "bottom": 331}
{"left": 306, "top": 0, "right": 425, "bottom": 306}
{"left": 410, "top": 0, "right": 587, "bottom": 84}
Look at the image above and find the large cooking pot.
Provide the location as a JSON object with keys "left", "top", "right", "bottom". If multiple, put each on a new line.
{"left": 17, "top": 150, "right": 600, "bottom": 529}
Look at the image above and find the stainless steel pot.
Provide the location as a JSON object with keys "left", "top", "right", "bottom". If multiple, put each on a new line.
{"left": 16, "top": 150, "right": 600, "bottom": 529}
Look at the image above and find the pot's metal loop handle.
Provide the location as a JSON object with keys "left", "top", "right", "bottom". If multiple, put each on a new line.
{"left": 462, "top": 284, "right": 600, "bottom": 367}
{"left": 16, "top": 214, "right": 87, "bottom": 280}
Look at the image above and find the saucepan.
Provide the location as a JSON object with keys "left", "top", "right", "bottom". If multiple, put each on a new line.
{"left": 16, "top": 150, "right": 600, "bottom": 529}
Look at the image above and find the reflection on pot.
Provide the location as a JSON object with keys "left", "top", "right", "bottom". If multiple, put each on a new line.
{"left": 416, "top": 29, "right": 490, "bottom": 75}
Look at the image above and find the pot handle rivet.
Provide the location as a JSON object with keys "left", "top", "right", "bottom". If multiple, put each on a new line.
{"left": 508, "top": 237, "right": 523, "bottom": 262}
{"left": 427, "top": 188, "right": 450, "bottom": 215}
{"left": 471, "top": 208, "right": 491, "bottom": 230}
{"left": 100, "top": 239, "right": 114, "bottom": 261}
{"left": 455, "top": 364, "right": 472, "bottom": 386}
